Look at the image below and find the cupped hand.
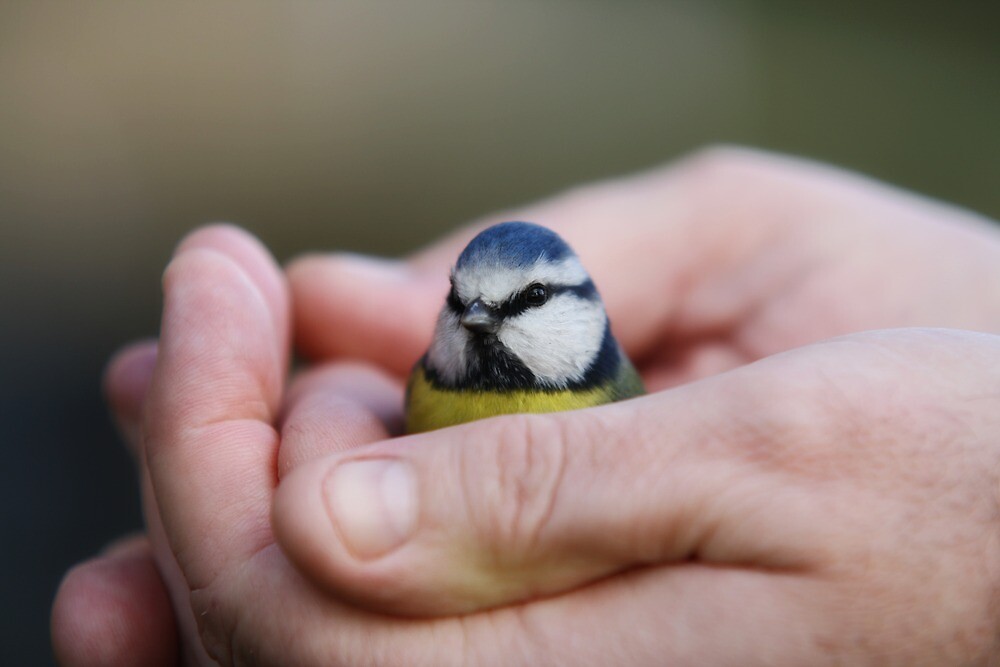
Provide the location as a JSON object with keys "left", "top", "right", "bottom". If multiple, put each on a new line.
{"left": 57, "top": 227, "right": 1000, "bottom": 665}
{"left": 274, "top": 146, "right": 1000, "bottom": 659}
{"left": 52, "top": 147, "right": 1000, "bottom": 665}
{"left": 275, "top": 327, "right": 1000, "bottom": 665}
{"left": 54, "top": 327, "right": 1000, "bottom": 665}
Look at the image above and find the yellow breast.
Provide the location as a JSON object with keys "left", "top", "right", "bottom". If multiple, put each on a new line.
{"left": 405, "top": 364, "right": 618, "bottom": 434}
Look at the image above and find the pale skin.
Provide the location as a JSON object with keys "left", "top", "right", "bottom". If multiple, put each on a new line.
{"left": 51, "top": 147, "right": 1000, "bottom": 666}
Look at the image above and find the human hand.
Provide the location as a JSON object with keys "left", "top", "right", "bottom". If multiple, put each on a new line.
{"left": 290, "top": 147, "right": 1000, "bottom": 389}
{"left": 53, "top": 329, "right": 1000, "bottom": 665}
{"left": 51, "top": 227, "right": 405, "bottom": 666}
{"left": 274, "top": 147, "right": 1000, "bottom": 660}
{"left": 52, "top": 148, "right": 1000, "bottom": 665}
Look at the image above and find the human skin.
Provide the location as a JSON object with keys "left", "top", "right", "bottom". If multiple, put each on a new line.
{"left": 52, "top": 148, "right": 1000, "bottom": 665}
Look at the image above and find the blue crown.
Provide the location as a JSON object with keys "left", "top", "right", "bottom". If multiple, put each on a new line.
{"left": 456, "top": 221, "right": 574, "bottom": 270}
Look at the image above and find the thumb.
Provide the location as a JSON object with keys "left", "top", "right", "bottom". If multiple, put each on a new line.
{"left": 272, "top": 357, "right": 830, "bottom": 617}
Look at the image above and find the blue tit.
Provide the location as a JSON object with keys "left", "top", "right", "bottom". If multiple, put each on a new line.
{"left": 405, "top": 221, "right": 644, "bottom": 434}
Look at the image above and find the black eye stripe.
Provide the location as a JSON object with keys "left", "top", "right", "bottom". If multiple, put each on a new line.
{"left": 554, "top": 280, "right": 597, "bottom": 301}
{"left": 498, "top": 279, "right": 597, "bottom": 318}
{"left": 446, "top": 283, "right": 464, "bottom": 314}
{"left": 446, "top": 279, "right": 598, "bottom": 318}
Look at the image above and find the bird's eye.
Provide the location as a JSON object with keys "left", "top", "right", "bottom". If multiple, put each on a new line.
{"left": 525, "top": 283, "right": 548, "bottom": 307}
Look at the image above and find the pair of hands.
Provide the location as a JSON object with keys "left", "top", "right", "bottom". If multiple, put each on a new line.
{"left": 53, "top": 147, "right": 1000, "bottom": 666}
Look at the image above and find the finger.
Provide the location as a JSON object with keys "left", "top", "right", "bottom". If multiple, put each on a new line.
{"left": 51, "top": 536, "right": 178, "bottom": 667}
{"left": 230, "top": 546, "right": 830, "bottom": 666}
{"left": 490, "top": 565, "right": 830, "bottom": 666}
{"left": 288, "top": 254, "right": 445, "bottom": 375}
{"left": 103, "top": 340, "right": 158, "bottom": 456}
{"left": 277, "top": 361, "right": 404, "bottom": 478}
{"left": 104, "top": 341, "right": 214, "bottom": 665}
{"left": 175, "top": 222, "right": 289, "bottom": 337}
{"left": 138, "top": 461, "right": 218, "bottom": 666}
{"left": 272, "top": 347, "right": 835, "bottom": 616}
{"left": 144, "top": 224, "right": 289, "bottom": 589}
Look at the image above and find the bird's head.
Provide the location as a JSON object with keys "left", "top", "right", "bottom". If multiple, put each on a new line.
{"left": 425, "top": 221, "right": 610, "bottom": 390}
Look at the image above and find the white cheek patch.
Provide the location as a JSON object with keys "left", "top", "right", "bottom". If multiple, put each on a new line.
{"left": 454, "top": 256, "right": 589, "bottom": 305}
{"left": 426, "top": 309, "right": 469, "bottom": 384}
{"left": 498, "top": 294, "right": 606, "bottom": 387}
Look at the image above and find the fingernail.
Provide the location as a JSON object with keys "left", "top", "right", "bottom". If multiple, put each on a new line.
{"left": 323, "top": 459, "right": 418, "bottom": 560}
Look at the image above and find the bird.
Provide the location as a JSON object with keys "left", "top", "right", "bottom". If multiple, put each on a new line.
{"left": 405, "top": 221, "right": 645, "bottom": 433}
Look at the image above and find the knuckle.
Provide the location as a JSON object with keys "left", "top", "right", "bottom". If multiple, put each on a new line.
{"left": 712, "top": 363, "right": 839, "bottom": 478}
{"left": 720, "top": 332, "right": 1000, "bottom": 483}
{"left": 670, "top": 144, "right": 806, "bottom": 219}
{"left": 468, "top": 414, "right": 571, "bottom": 558}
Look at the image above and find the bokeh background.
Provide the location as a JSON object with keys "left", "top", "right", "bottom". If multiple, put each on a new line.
{"left": 2, "top": 1, "right": 998, "bottom": 663}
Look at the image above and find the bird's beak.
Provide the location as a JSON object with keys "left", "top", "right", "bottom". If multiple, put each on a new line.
{"left": 461, "top": 299, "right": 500, "bottom": 335}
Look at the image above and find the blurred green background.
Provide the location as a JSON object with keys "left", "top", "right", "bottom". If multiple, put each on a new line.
{"left": 2, "top": 1, "right": 998, "bottom": 663}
